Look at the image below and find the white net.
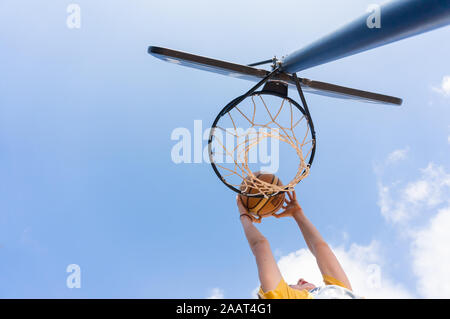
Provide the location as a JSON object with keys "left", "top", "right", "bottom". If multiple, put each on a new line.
{"left": 209, "top": 93, "right": 315, "bottom": 197}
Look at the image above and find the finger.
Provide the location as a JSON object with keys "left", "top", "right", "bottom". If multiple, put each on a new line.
{"left": 284, "top": 198, "right": 291, "bottom": 204}
{"left": 274, "top": 212, "right": 283, "bottom": 218}
{"left": 287, "top": 192, "right": 293, "bottom": 201}
{"left": 274, "top": 211, "right": 291, "bottom": 218}
{"left": 293, "top": 191, "right": 297, "bottom": 200}
{"left": 236, "top": 195, "right": 246, "bottom": 210}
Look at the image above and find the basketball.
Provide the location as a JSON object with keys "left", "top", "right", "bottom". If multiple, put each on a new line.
{"left": 239, "top": 172, "right": 285, "bottom": 219}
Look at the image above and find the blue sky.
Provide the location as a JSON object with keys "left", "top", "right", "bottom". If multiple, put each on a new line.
{"left": 1, "top": 0, "right": 449, "bottom": 298}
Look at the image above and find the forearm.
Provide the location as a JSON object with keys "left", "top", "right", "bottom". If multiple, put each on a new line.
{"left": 293, "top": 211, "right": 326, "bottom": 257}
{"left": 240, "top": 215, "right": 282, "bottom": 291}
{"left": 274, "top": 192, "right": 352, "bottom": 289}
{"left": 240, "top": 215, "right": 267, "bottom": 250}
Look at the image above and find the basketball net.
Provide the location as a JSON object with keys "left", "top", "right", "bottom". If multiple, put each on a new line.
{"left": 210, "top": 94, "right": 314, "bottom": 198}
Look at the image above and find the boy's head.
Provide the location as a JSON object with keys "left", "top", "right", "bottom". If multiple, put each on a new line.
{"left": 289, "top": 278, "right": 316, "bottom": 291}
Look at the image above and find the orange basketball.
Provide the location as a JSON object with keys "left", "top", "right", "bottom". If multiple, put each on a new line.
{"left": 239, "top": 172, "right": 285, "bottom": 219}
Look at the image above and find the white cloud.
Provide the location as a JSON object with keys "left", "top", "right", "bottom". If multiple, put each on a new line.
{"left": 250, "top": 286, "right": 260, "bottom": 299}
{"left": 271, "top": 241, "right": 411, "bottom": 299}
{"left": 377, "top": 163, "right": 450, "bottom": 224}
{"left": 277, "top": 248, "right": 324, "bottom": 286}
{"left": 405, "top": 164, "right": 449, "bottom": 206}
{"left": 207, "top": 288, "right": 224, "bottom": 299}
{"left": 404, "top": 180, "right": 430, "bottom": 203}
{"left": 432, "top": 75, "right": 450, "bottom": 97}
{"left": 386, "top": 147, "right": 409, "bottom": 164}
{"left": 377, "top": 182, "right": 409, "bottom": 223}
{"left": 411, "top": 207, "right": 450, "bottom": 298}
{"left": 376, "top": 149, "right": 450, "bottom": 298}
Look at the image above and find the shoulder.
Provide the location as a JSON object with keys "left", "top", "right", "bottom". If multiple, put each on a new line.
{"left": 258, "top": 278, "right": 313, "bottom": 299}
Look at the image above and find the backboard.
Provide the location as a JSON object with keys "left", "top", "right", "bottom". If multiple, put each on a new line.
{"left": 149, "top": 46, "right": 403, "bottom": 106}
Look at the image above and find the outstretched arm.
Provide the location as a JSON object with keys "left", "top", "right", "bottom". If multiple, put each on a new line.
{"left": 237, "top": 196, "right": 282, "bottom": 292}
{"left": 276, "top": 191, "right": 352, "bottom": 290}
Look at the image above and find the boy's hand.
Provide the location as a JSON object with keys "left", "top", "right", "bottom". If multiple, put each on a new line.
{"left": 236, "top": 195, "right": 248, "bottom": 215}
{"left": 274, "top": 191, "right": 303, "bottom": 219}
{"left": 236, "top": 196, "right": 259, "bottom": 223}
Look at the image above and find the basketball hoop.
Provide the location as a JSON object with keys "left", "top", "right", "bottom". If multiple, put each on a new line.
{"left": 208, "top": 70, "right": 316, "bottom": 198}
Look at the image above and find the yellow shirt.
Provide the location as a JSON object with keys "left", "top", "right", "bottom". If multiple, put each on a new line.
{"left": 258, "top": 275, "right": 348, "bottom": 299}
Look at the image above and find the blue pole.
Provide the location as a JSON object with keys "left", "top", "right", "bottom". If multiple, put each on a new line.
{"left": 282, "top": 0, "right": 450, "bottom": 73}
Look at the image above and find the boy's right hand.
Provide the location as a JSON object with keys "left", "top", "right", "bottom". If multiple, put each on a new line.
{"left": 236, "top": 196, "right": 260, "bottom": 223}
{"left": 236, "top": 195, "right": 249, "bottom": 215}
